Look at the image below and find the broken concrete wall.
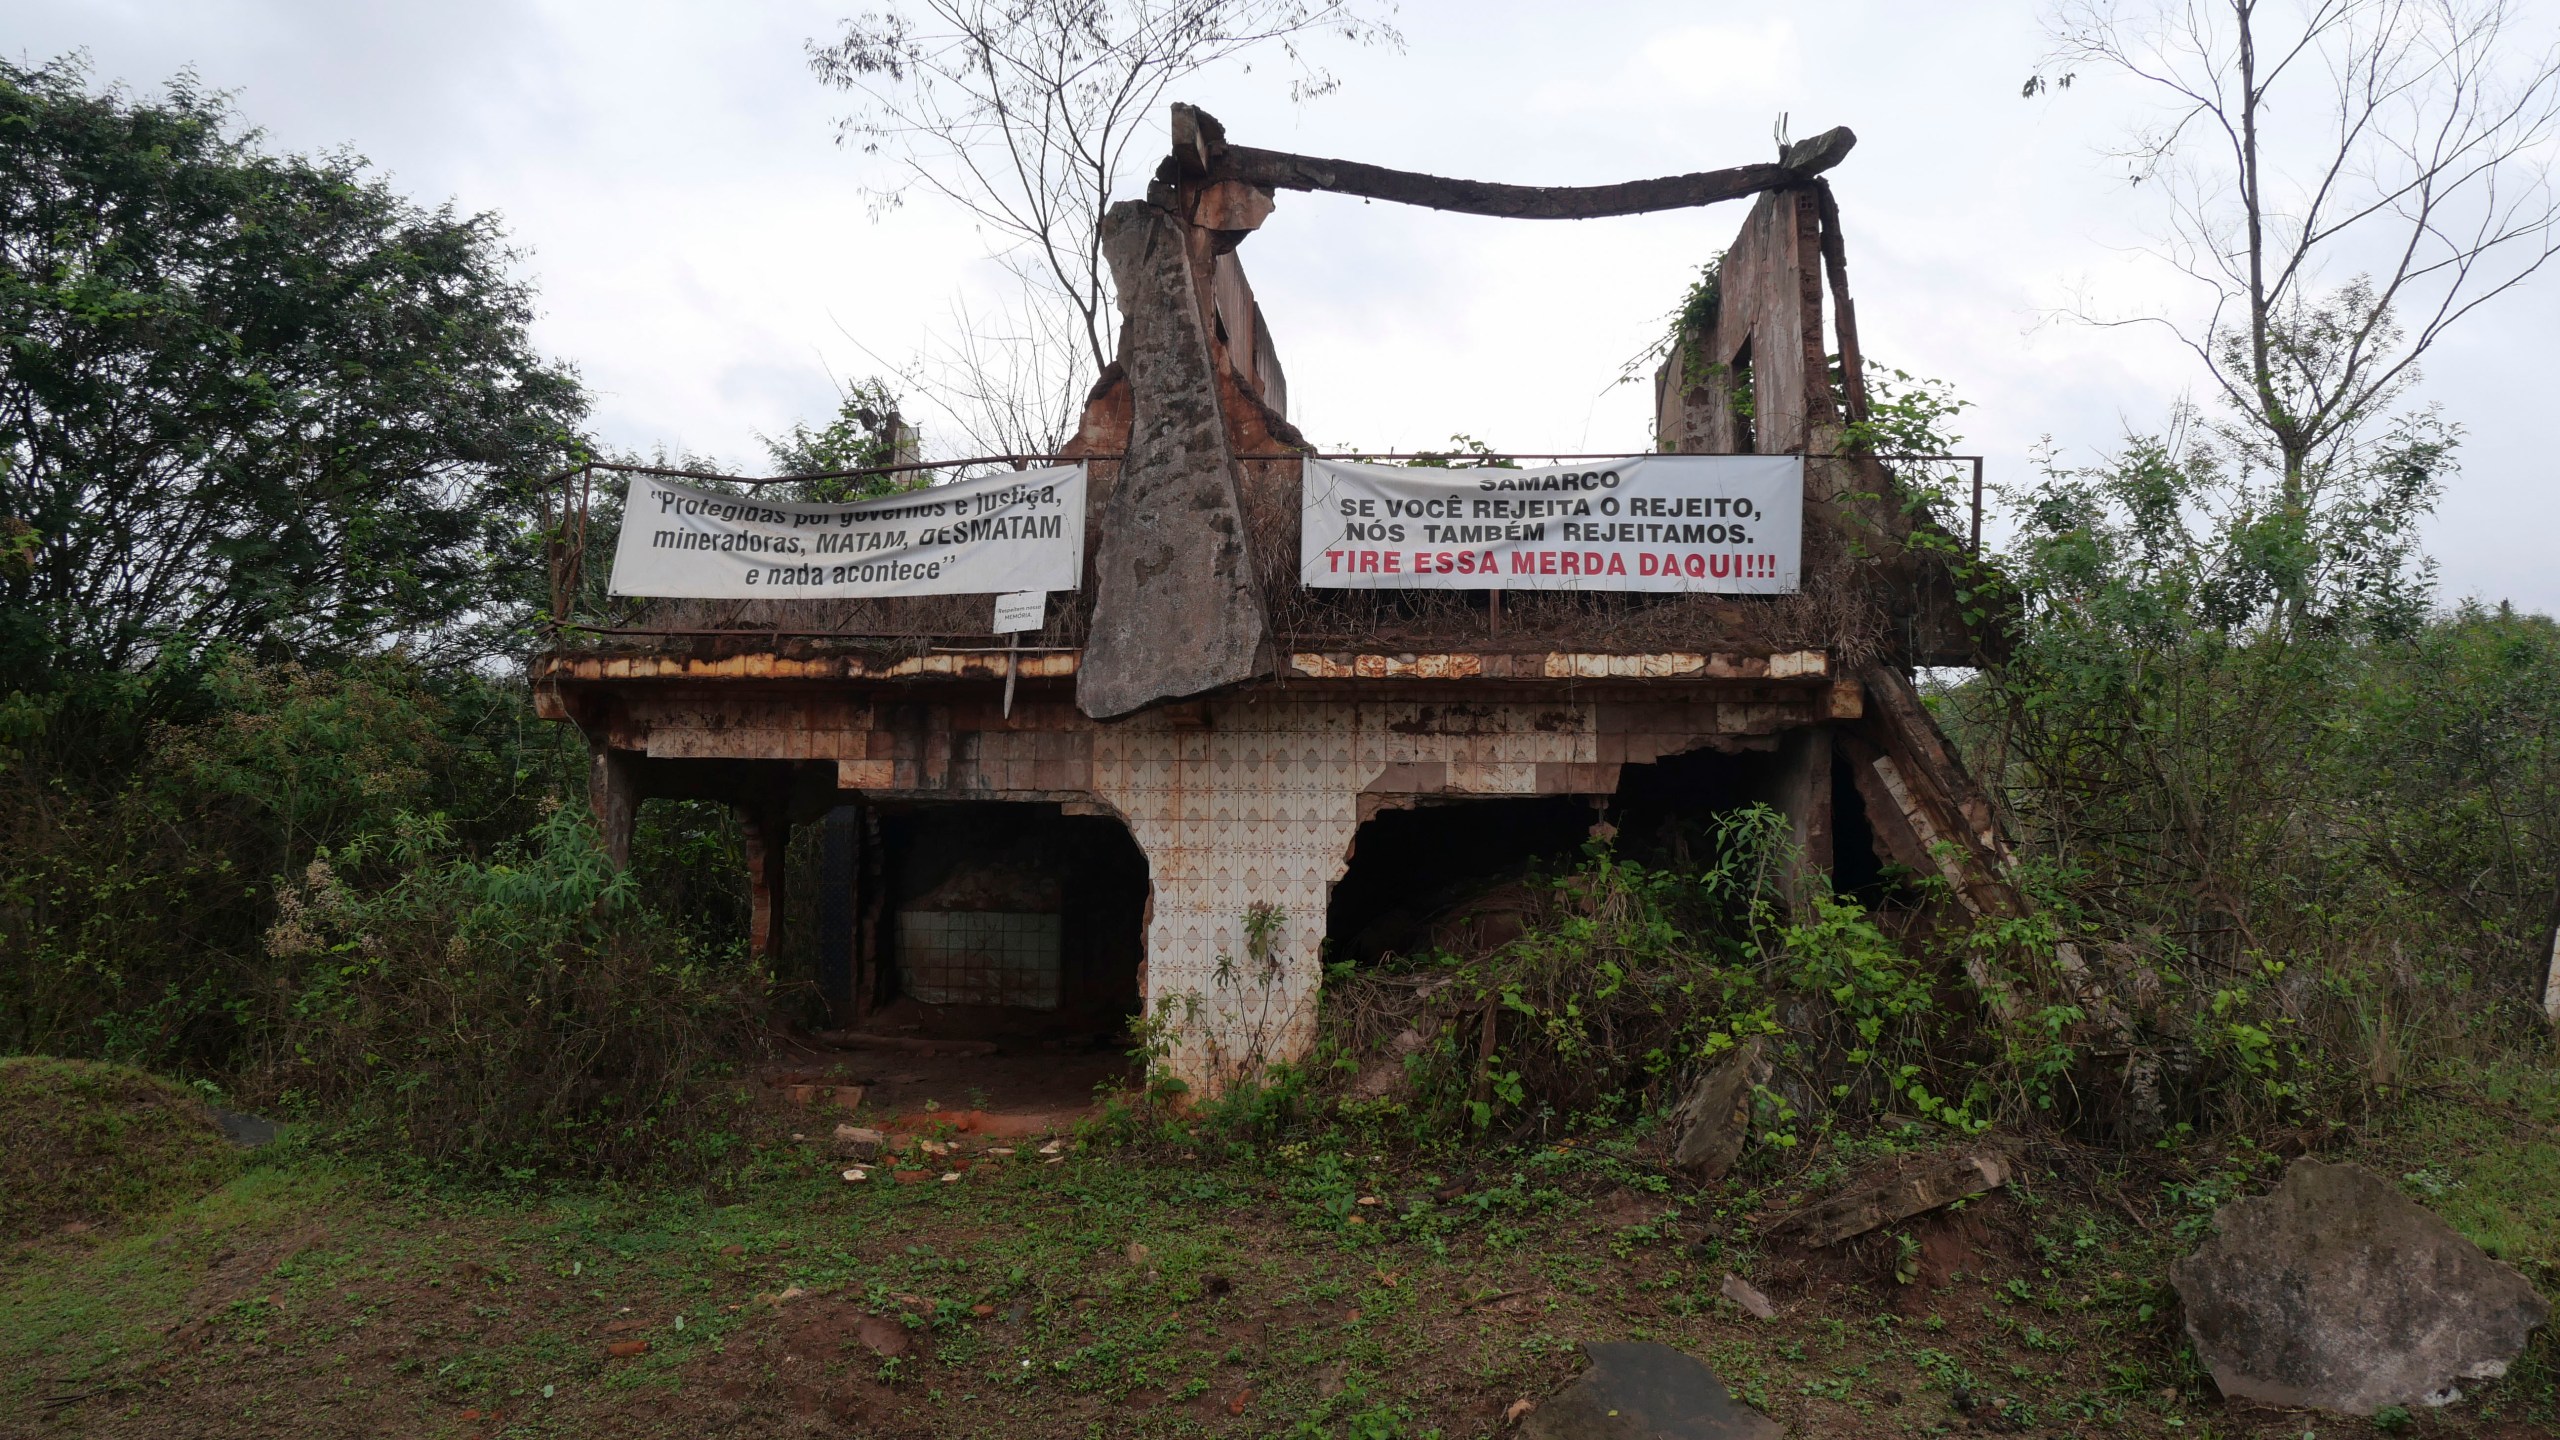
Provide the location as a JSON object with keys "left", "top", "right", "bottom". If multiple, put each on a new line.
{"left": 1077, "top": 201, "right": 1274, "bottom": 721}
{"left": 1657, "top": 187, "right": 1832, "bottom": 457}
{"left": 549, "top": 646, "right": 1843, "bottom": 1094}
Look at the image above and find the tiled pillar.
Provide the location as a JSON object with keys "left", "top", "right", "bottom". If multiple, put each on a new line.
{"left": 1090, "top": 700, "right": 1367, "bottom": 1094}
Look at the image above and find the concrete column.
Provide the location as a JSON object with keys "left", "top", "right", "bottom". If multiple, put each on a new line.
{"left": 816, "top": 804, "right": 862, "bottom": 1024}
{"left": 588, "top": 746, "right": 639, "bottom": 870}
{"left": 1769, "top": 725, "right": 1835, "bottom": 906}
{"left": 741, "top": 802, "right": 790, "bottom": 964}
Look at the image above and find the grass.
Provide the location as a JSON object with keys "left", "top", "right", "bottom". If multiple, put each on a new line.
{"left": 0, "top": 1057, "right": 240, "bottom": 1244}
{"left": 3, "top": 1059, "right": 2557, "bottom": 1438}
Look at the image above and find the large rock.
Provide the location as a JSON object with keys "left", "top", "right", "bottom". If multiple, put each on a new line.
{"left": 2169, "top": 1158, "right": 2548, "bottom": 1415}
{"left": 1522, "top": 1342, "right": 1778, "bottom": 1440}
{"left": 1077, "top": 200, "right": 1271, "bottom": 720}
{"left": 1664, "top": 1037, "right": 1765, "bottom": 1179}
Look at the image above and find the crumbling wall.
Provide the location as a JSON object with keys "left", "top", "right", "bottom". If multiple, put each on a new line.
{"left": 1077, "top": 201, "right": 1274, "bottom": 720}
{"left": 554, "top": 653, "right": 1845, "bottom": 1093}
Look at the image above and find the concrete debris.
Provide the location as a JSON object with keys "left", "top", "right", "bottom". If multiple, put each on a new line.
{"left": 2170, "top": 1158, "right": 2550, "bottom": 1415}
{"left": 1521, "top": 1341, "right": 1779, "bottom": 1439}
{"left": 1665, "top": 1038, "right": 1766, "bottom": 1180}
{"left": 1718, "top": 1274, "right": 1775, "bottom": 1320}
{"left": 1078, "top": 199, "right": 1271, "bottom": 721}
{"left": 832, "top": 1124, "right": 886, "bottom": 1159}
{"left": 840, "top": 1168, "right": 868, "bottom": 1183}
{"left": 1764, "top": 1150, "right": 2010, "bottom": 1248}
{"left": 1347, "top": 1056, "right": 1412, "bottom": 1102}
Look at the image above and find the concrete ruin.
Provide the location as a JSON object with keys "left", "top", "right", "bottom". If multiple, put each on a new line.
{"left": 534, "top": 107, "right": 2017, "bottom": 1093}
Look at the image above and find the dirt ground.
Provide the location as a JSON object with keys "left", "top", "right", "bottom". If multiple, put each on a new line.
{"left": 4, "top": 1061, "right": 2555, "bottom": 1439}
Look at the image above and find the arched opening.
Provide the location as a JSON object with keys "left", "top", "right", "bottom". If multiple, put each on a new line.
{"left": 1321, "top": 736, "right": 1908, "bottom": 972}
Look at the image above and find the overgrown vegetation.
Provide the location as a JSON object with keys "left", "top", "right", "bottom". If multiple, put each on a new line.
{"left": 252, "top": 807, "right": 769, "bottom": 1180}
{"left": 0, "top": 61, "right": 768, "bottom": 1182}
{"left": 0, "top": 1057, "right": 237, "bottom": 1242}
{"left": 1320, "top": 812, "right": 1991, "bottom": 1142}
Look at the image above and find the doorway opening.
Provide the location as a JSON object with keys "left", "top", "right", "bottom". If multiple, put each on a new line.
{"left": 819, "top": 801, "right": 1148, "bottom": 1116}
{"left": 1325, "top": 796, "right": 1596, "bottom": 965}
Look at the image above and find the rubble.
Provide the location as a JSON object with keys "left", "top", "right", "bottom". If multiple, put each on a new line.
{"left": 1717, "top": 1274, "right": 1775, "bottom": 1321}
{"left": 2169, "top": 1158, "right": 2549, "bottom": 1415}
{"left": 1764, "top": 1150, "right": 2009, "bottom": 1248}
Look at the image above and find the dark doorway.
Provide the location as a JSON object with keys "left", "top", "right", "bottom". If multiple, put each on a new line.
{"left": 1608, "top": 743, "right": 1767, "bottom": 863}
{"left": 863, "top": 803, "right": 1148, "bottom": 1043}
{"left": 1326, "top": 796, "right": 1595, "bottom": 964}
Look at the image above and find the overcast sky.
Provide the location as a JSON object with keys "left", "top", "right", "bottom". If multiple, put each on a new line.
{"left": 17, "top": 0, "right": 2560, "bottom": 611}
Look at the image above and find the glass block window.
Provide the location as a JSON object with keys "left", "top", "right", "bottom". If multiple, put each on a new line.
{"left": 896, "top": 910, "right": 1063, "bottom": 1010}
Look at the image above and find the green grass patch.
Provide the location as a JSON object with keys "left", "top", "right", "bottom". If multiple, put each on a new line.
{"left": 0, "top": 1056, "right": 239, "bottom": 1243}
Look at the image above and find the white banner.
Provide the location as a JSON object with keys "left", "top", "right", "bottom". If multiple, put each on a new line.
{"left": 1300, "top": 455, "right": 1802, "bottom": 593}
{"left": 608, "top": 465, "right": 1085, "bottom": 599}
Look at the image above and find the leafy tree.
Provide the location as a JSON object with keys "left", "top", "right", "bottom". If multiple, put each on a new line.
{"left": 757, "top": 378, "right": 924, "bottom": 500}
{"left": 2029, "top": 0, "right": 2558, "bottom": 626}
{"left": 0, "top": 57, "right": 587, "bottom": 691}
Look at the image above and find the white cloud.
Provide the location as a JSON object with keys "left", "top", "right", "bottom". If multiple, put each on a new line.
{"left": 15, "top": 0, "right": 2560, "bottom": 610}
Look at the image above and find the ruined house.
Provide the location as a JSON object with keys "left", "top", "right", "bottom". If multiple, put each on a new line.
{"left": 533, "top": 107, "right": 2021, "bottom": 1094}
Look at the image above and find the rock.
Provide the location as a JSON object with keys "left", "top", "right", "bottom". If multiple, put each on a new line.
{"left": 1718, "top": 1273, "right": 1775, "bottom": 1320}
{"left": 1764, "top": 1150, "right": 2010, "bottom": 1248}
{"left": 832, "top": 1124, "right": 886, "bottom": 1159}
{"left": 1077, "top": 199, "right": 1272, "bottom": 721}
{"left": 1665, "top": 1039, "right": 1766, "bottom": 1179}
{"left": 604, "top": 1339, "right": 649, "bottom": 1359}
{"left": 210, "top": 1107, "right": 278, "bottom": 1148}
{"left": 1522, "top": 1342, "right": 1778, "bottom": 1440}
{"left": 2169, "top": 1158, "right": 2549, "bottom": 1415}
{"left": 1504, "top": 1397, "right": 1536, "bottom": 1424}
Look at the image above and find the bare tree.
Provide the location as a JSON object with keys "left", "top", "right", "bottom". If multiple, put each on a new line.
{"left": 809, "top": 0, "right": 1400, "bottom": 452}
{"left": 2035, "top": 0, "right": 2560, "bottom": 513}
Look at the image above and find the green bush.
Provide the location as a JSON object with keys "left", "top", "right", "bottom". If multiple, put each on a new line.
{"left": 1, "top": 656, "right": 582, "bottom": 1071}
{"left": 1323, "top": 810, "right": 1990, "bottom": 1140}
{"left": 249, "top": 805, "right": 767, "bottom": 1181}
{"left": 248, "top": 809, "right": 768, "bottom": 1178}
{"left": 0, "top": 1056, "right": 238, "bottom": 1241}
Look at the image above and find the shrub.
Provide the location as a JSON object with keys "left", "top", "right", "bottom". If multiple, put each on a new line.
{"left": 0, "top": 1056, "right": 238, "bottom": 1241}
{"left": 1324, "top": 809, "right": 1983, "bottom": 1140}
{"left": 250, "top": 805, "right": 768, "bottom": 1181}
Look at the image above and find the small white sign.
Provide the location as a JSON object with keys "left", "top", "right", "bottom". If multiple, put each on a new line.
{"left": 992, "top": 590, "right": 1047, "bottom": 634}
